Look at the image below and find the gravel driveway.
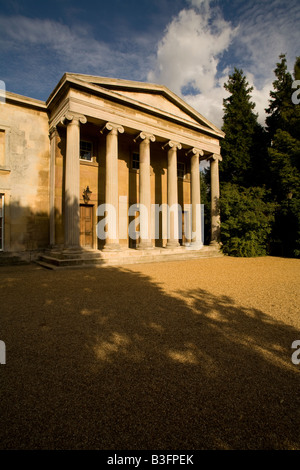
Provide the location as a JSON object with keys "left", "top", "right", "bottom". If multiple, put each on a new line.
{"left": 1, "top": 256, "right": 299, "bottom": 449}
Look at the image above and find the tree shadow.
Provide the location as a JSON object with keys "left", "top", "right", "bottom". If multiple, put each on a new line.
{"left": 0, "top": 264, "right": 299, "bottom": 450}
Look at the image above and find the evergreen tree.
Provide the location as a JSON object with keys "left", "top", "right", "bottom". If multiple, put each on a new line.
{"left": 294, "top": 56, "right": 300, "bottom": 80}
{"left": 200, "top": 169, "right": 211, "bottom": 245}
{"left": 219, "top": 69, "right": 275, "bottom": 256}
{"left": 220, "top": 183, "right": 275, "bottom": 257}
{"left": 220, "top": 68, "right": 266, "bottom": 187}
{"left": 266, "top": 54, "right": 300, "bottom": 257}
{"left": 291, "top": 56, "right": 300, "bottom": 143}
{"left": 266, "top": 54, "right": 295, "bottom": 141}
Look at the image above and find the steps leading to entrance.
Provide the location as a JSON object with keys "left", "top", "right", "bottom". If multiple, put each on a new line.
{"left": 36, "top": 245, "right": 223, "bottom": 270}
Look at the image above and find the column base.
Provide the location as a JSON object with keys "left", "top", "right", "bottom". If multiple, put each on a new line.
{"left": 48, "top": 243, "right": 60, "bottom": 250}
{"left": 137, "top": 241, "right": 153, "bottom": 250}
{"left": 63, "top": 245, "right": 82, "bottom": 253}
{"left": 189, "top": 241, "right": 203, "bottom": 250}
{"left": 209, "top": 240, "right": 220, "bottom": 247}
{"left": 165, "top": 240, "right": 180, "bottom": 249}
{"left": 102, "top": 242, "right": 121, "bottom": 252}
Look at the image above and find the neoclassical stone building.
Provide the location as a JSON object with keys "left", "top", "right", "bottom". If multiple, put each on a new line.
{"left": 0, "top": 73, "right": 223, "bottom": 266}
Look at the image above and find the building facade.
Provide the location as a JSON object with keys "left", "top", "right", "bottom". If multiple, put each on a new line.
{"left": 0, "top": 73, "right": 223, "bottom": 262}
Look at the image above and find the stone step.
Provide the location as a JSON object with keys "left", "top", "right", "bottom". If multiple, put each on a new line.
{"left": 37, "top": 246, "right": 223, "bottom": 269}
{"left": 35, "top": 260, "right": 58, "bottom": 270}
{"left": 36, "top": 260, "right": 106, "bottom": 270}
{"left": 103, "top": 251, "right": 223, "bottom": 266}
{"left": 44, "top": 250, "right": 103, "bottom": 260}
{"left": 38, "top": 255, "right": 105, "bottom": 267}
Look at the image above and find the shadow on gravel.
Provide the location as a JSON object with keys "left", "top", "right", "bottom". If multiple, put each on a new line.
{"left": 0, "top": 264, "right": 299, "bottom": 450}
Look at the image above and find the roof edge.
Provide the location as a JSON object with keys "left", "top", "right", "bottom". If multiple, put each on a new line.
{"left": 5, "top": 91, "right": 47, "bottom": 111}
{"left": 66, "top": 74, "right": 224, "bottom": 136}
{"left": 47, "top": 73, "right": 224, "bottom": 139}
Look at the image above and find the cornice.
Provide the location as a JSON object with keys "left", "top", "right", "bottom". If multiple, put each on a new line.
{"left": 65, "top": 94, "right": 222, "bottom": 141}
{"left": 46, "top": 74, "right": 224, "bottom": 140}
{"left": 53, "top": 96, "right": 220, "bottom": 154}
{"left": 5, "top": 91, "right": 47, "bottom": 112}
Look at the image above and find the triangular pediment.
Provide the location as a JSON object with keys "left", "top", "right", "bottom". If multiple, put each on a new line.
{"left": 51, "top": 73, "right": 223, "bottom": 138}
{"left": 107, "top": 89, "right": 203, "bottom": 126}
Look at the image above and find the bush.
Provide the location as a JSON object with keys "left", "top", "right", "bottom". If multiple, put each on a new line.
{"left": 220, "top": 183, "right": 276, "bottom": 257}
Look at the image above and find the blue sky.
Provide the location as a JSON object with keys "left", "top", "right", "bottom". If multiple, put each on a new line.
{"left": 0, "top": 0, "right": 299, "bottom": 127}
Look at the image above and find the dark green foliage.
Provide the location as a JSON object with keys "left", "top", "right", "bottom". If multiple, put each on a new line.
{"left": 268, "top": 130, "right": 300, "bottom": 200}
{"left": 200, "top": 169, "right": 211, "bottom": 245}
{"left": 219, "top": 55, "right": 300, "bottom": 258}
{"left": 294, "top": 56, "right": 300, "bottom": 81}
{"left": 266, "top": 54, "right": 300, "bottom": 257}
{"left": 265, "top": 54, "right": 294, "bottom": 140}
{"left": 219, "top": 69, "right": 274, "bottom": 256}
{"left": 220, "top": 184, "right": 276, "bottom": 257}
{"left": 220, "top": 68, "right": 267, "bottom": 187}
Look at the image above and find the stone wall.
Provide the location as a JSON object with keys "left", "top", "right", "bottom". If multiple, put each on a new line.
{"left": 0, "top": 96, "right": 49, "bottom": 253}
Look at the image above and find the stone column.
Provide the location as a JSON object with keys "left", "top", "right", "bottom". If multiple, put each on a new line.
{"left": 62, "top": 113, "right": 87, "bottom": 249}
{"left": 49, "top": 126, "right": 58, "bottom": 247}
{"left": 163, "top": 140, "right": 182, "bottom": 248}
{"left": 209, "top": 153, "right": 222, "bottom": 245}
{"left": 187, "top": 147, "right": 204, "bottom": 248}
{"left": 101, "top": 122, "right": 124, "bottom": 250}
{"left": 134, "top": 132, "right": 155, "bottom": 249}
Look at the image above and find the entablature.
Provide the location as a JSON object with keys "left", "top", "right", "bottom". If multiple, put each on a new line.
{"left": 49, "top": 95, "right": 221, "bottom": 155}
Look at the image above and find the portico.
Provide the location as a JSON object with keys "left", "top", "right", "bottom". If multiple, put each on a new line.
{"left": 45, "top": 73, "right": 224, "bottom": 264}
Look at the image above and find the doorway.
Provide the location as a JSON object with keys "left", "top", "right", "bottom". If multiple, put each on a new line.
{"left": 80, "top": 204, "right": 93, "bottom": 248}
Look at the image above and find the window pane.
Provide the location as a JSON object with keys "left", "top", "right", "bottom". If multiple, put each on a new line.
{"left": 80, "top": 141, "right": 92, "bottom": 160}
{"left": 0, "top": 130, "right": 5, "bottom": 166}
{"left": 177, "top": 162, "right": 185, "bottom": 178}
{"left": 132, "top": 153, "right": 139, "bottom": 170}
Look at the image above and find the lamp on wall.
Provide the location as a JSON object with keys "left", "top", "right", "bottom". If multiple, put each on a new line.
{"left": 83, "top": 185, "right": 92, "bottom": 203}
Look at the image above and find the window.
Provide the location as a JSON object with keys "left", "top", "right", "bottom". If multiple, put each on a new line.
{"left": 0, "top": 194, "right": 4, "bottom": 251}
{"left": 132, "top": 152, "right": 140, "bottom": 170}
{"left": 177, "top": 162, "right": 185, "bottom": 179}
{"left": 80, "top": 141, "right": 93, "bottom": 161}
{"left": 0, "top": 130, "right": 5, "bottom": 166}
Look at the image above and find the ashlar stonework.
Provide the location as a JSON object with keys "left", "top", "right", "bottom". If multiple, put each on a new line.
{"left": 0, "top": 73, "right": 224, "bottom": 266}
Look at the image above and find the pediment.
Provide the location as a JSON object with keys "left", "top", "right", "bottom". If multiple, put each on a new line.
{"left": 106, "top": 90, "right": 203, "bottom": 127}
{"left": 49, "top": 73, "right": 224, "bottom": 138}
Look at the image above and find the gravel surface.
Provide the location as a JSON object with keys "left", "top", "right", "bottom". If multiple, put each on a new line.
{"left": 0, "top": 256, "right": 299, "bottom": 450}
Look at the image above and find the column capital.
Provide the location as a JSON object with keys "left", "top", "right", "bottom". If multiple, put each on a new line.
{"left": 186, "top": 147, "right": 204, "bottom": 158}
{"left": 49, "top": 125, "right": 58, "bottom": 140}
{"left": 61, "top": 113, "right": 87, "bottom": 126}
{"left": 208, "top": 153, "right": 222, "bottom": 162}
{"left": 162, "top": 140, "right": 182, "bottom": 151}
{"left": 134, "top": 132, "right": 156, "bottom": 144}
{"left": 100, "top": 122, "right": 124, "bottom": 135}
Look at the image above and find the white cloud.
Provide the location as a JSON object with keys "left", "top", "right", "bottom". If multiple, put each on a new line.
{"left": 0, "top": 14, "right": 154, "bottom": 97}
{"left": 1, "top": 1, "right": 298, "bottom": 128}
{"left": 0, "top": 16, "right": 122, "bottom": 70}
{"left": 148, "top": 0, "right": 300, "bottom": 129}
{"left": 147, "top": 4, "right": 238, "bottom": 128}
{"left": 234, "top": 0, "right": 300, "bottom": 83}
{"left": 231, "top": 0, "right": 300, "bottom": 125}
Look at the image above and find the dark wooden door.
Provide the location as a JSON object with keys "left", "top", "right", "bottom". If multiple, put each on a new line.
{"left": 80, "top": 205, "right": 93, "bottom": 248}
